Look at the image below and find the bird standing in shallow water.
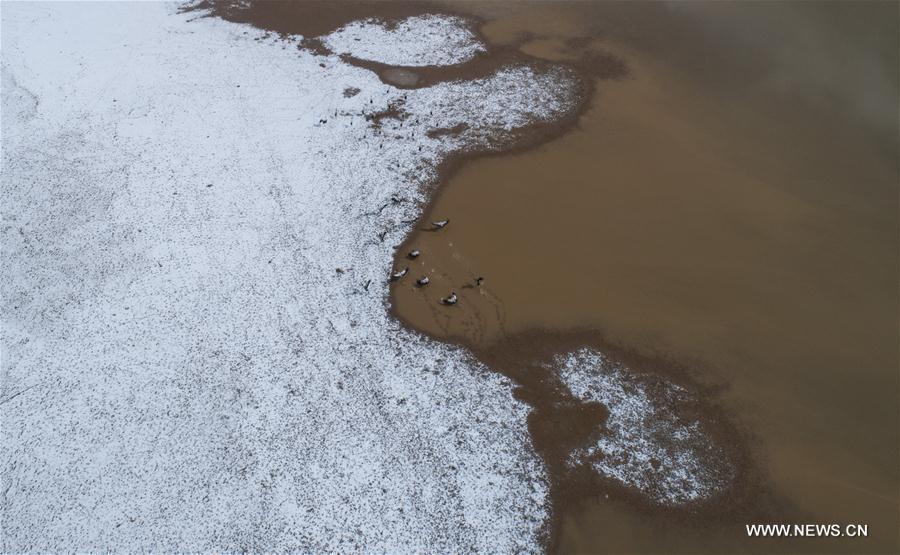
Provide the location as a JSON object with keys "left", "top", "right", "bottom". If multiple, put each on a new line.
{"left": 391, "top": 267, "right": 408, "bottom": 281}
{"left": 441, "top": 291, "right": 458, "bottom": 305}
{"left": 407, "top": 249, "right": 420, "bottom": 259}
{"left": 416, "top": 276, "right": 430, "bottom": 286}
{"left": 462, "top": 276, "right": 484, "bottom": 290}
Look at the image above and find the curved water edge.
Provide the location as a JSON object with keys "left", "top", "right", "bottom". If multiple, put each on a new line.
{"left": 1, "top": 2, "right": 756, "bottom": 552}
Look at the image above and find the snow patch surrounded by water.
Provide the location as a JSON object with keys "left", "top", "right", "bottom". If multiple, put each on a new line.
{"left": 2, "top": 3, "right": 577, "bottom": 552}
{"left": 557, "top": 349, "right": 732, "bottom": 505}
{"left": 322, "top": 15, "right": 485, "bottom": 67}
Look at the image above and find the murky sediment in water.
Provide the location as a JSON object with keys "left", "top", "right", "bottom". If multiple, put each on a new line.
{"left": 391, "top": 1, "right": 899, "bottom": 553}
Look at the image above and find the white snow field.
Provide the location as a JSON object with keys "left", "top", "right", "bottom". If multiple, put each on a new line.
{"left": 1, "top": 3, "right": 574, "bottom": 552}
{"left": 322, "top": 15, "right": 485, "bottom": 67}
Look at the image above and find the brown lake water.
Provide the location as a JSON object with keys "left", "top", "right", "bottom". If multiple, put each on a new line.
{"left": 390, "top": 1, "right": 899, "bottom": 552}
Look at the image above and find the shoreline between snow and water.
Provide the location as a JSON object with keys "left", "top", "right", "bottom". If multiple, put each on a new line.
{"left": 2, "top": 2, "right": 749, "bottom": 552}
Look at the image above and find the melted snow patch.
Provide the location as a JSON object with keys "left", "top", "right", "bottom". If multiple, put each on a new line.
{"left": 322, "top": 15, "right": 484, "bottom": 67}
{"left": 557, "top": 349, "right": 732, "bottom": 505}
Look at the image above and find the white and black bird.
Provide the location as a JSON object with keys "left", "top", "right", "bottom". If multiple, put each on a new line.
{"left": 416, "top": 276, "right": 430, "bottom": 286}
{"left": 441, "top": 291, "right": 458, "bottom": 305}
{"left": 428, "top": 219, "right": 449, "bottom": 231}
{"left": 407, "top": 249, "right": 420, "bottom": 259}
{"left": 391, "top": 267, "right": 409, "bottom": 281}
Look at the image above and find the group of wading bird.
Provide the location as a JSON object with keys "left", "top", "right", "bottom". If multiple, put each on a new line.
{"left": 390, "top": 218, "right": 483, "bottom": 306}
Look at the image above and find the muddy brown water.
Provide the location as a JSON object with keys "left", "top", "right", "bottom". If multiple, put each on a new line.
{"left": 202, "top": 1, "right": 899, "bottom": 553}
{"left": 394, "top": 2, "right": 899, "bottom": 553}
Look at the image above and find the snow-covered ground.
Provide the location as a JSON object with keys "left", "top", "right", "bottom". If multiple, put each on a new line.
{"left": 1, "top": 3, "right": 572, "bottom": 552}
{"left": 2, "top": 3, "right": 727, "bottom": 552}
{"left": 323, "top": 15, "right": 485, "bottom": 67}
{"left": 558, "top": 349, "right": 733, "bottom": 505}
